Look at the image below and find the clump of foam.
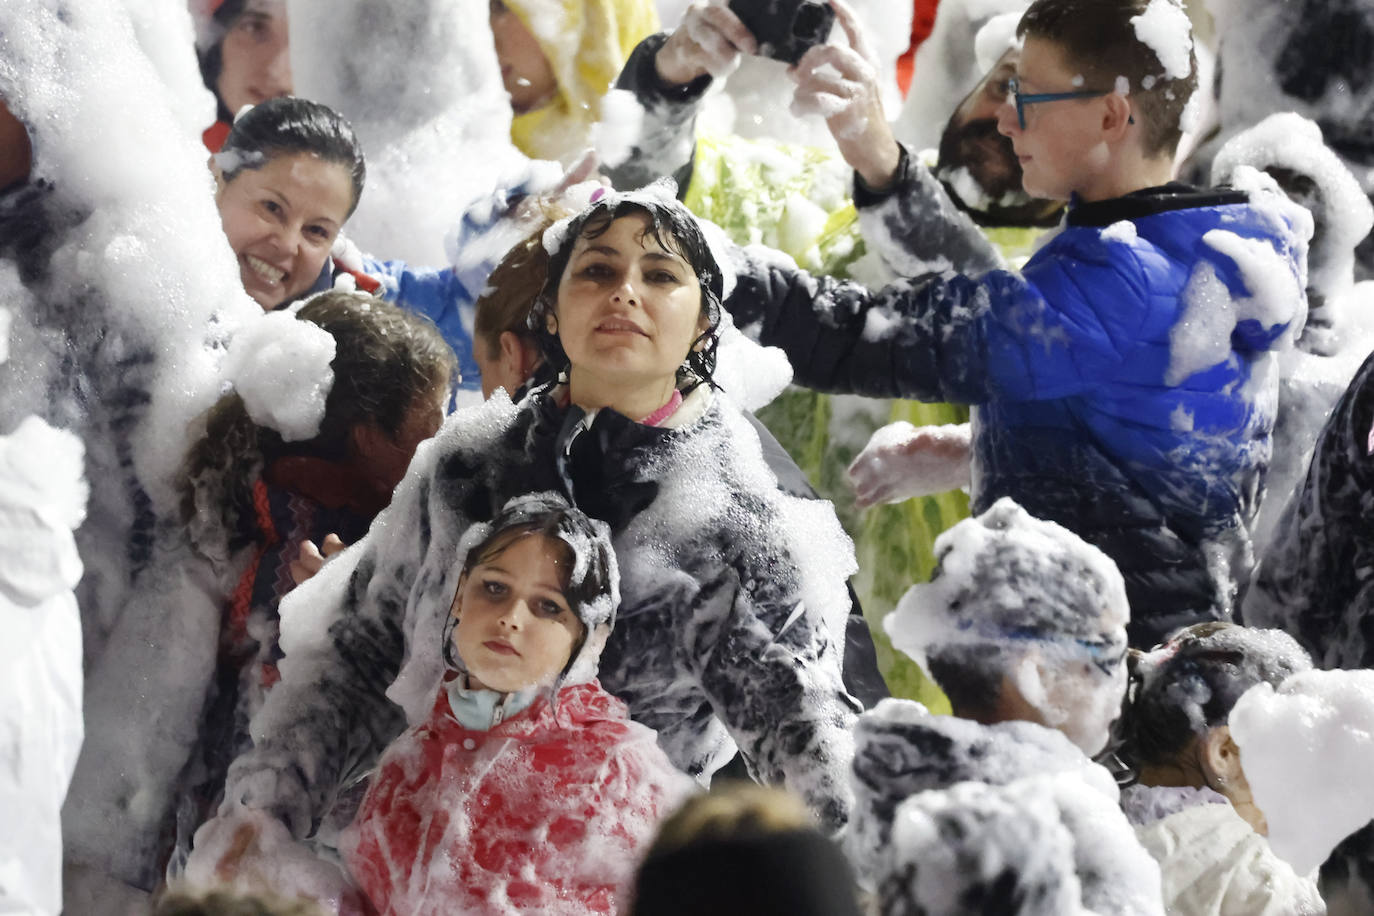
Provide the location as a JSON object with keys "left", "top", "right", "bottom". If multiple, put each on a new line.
{"left": 1212, "top": 113, "right": 1374, "bottom": 302}
{"left": 1130, "top": 0, "right": 1193, "bottom": 82}
{"left": 883, "top": 773, "right": 1165, "bottom": 916}
{"left": 221, "top": 310, "right": 337, "bottom": 442}
{"left": 1231, "top": 668, "right": 1374, "bottom": 875}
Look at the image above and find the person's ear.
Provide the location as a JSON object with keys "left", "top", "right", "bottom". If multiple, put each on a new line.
{"left": 498, "top": 331, "right": 540, "bottom": 384}
{"left": 1201, "top": 724, "right": 1245, "bottom": 790}
{"left": 1103, "top": 93, "right": 1133, "bottom": 140}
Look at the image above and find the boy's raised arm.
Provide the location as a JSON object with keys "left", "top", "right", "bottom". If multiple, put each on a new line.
{"left": 723, "top": 231, "right": 1144, "bottom": 407}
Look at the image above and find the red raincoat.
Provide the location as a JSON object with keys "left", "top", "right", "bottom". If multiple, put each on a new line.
{"left": 341, "top": 681, "right": 690, "bottom": 916}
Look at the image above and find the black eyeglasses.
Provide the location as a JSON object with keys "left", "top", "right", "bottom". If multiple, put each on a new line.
{"left": 1007, "top": 76, "right": 1133, "bottom": 130}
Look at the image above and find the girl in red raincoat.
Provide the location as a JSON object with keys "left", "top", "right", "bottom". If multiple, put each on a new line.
{"left": 340, "top": 492, "right": 692, "bottom": 916}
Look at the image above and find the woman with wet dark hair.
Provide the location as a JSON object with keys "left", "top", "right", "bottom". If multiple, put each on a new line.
{"left": 209, "top": 95, "right": 485, "bottom": 387}
{"left": 201, "top": 190, "right": 860, "bottom": 887}
{"left": 1116, "top": 623, "right": 1322, "bottom": 915}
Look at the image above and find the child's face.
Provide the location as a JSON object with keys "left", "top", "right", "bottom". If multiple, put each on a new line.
{"left": 995, "top": 36, "right": 1114, "bottom": 201}
{"left": 451, "top": 534, "right": 584, "bottom": 693}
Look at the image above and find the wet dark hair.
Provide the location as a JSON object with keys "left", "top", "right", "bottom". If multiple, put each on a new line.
{"left": 442, "top": 495, "right": 618, "bottom": 674}
{"left": 1320, "top": 820, "right": 1374, "bottom": 913}
{"left": 217, "top": 97, "right": 367, "bottom": 218}
{"left": 1018, "top": 0, "right": 1197, "bottom": 158}
{"left": 1117, "top": 622, "right": 1311, "bottom": 773}
{"left": 179, "top": 290, "right": 456, "bottom": 545}
{"left": 530, "top": 196, "right": 723, "bottom": 389}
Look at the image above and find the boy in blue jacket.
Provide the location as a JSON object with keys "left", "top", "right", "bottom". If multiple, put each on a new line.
{"left": 723, "top": 0, "right": 1309, "bottom": 646}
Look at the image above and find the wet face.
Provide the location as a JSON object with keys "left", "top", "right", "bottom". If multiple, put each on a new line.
{"left": 552, "top": 214, "right": 707, "bottom": 395}
{"left": 452, "top": 534, "right": 584, "bottom": 692}
{"left": 995, "top": 36, "right": 1114, "bottom": 201}
{"left": 214, "top": 152, "right": 354, "bottom": 308}
{"left": 489, "top": 0, "right": 557, "bottom": 114}
{"left": 938, "top": 51, "right": 1025, "bottom": 204}
{"left": 216, "top": 0, "right": 292, "bottom": 118}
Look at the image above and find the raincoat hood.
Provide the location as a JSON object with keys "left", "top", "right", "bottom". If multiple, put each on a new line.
{"left": 506, "top": 0, "right": 658, "bottom": 162}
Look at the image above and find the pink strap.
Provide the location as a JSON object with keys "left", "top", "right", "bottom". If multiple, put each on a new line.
{"left": 640, "top": 389, "right": 684, "bottom": 427}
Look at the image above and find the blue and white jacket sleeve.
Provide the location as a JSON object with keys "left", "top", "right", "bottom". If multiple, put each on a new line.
{"left": 363, "top": 257, "right": 482, "bottom": 392}
{"left": 723, "top": 238, "right": 1150, "bottom": 405}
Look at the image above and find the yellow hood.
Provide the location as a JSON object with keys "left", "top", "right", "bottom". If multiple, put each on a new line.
{"left": 507, "top": 0, "right": 659, "bottom": 163}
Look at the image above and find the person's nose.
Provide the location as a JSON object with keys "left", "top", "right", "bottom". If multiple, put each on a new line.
{"left": 610, "top": 277, "right": 639, "bottom": 306}
{"left": 265, "top": 42, "right": 293, "bottom": 95}
{"left": 498, "top": 600, "right": 529, "bottom": 631}
{"left": 995, "top": 98, "right": 1019, "bottom": 138}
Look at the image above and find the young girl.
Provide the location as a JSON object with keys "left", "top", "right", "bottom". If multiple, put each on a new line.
{"left": 340, "top": 493, "right": 690, "bottom": 915}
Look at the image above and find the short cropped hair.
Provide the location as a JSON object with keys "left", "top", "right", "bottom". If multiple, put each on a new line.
{"left": 1018, "top": 0, "right": 1197, "bottom": 158}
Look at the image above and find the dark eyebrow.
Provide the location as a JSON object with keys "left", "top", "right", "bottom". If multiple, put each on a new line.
{"left": 575, "top": 244, "right": 622, "bottom": 259}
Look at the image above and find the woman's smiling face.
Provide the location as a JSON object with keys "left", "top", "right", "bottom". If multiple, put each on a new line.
{"left": 214, "top": 151, "right": 354, "bottom": 309}
{"left": 551, "top": 213, "right": 707, "bottom": 394}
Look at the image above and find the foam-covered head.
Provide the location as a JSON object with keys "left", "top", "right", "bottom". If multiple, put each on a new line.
{"left": 442, "top": 492, "right": 619, "bottom": 691}
{"left": 1211, "top": 112, "right": 1374, "bottom": 300}
{"left": 886, "top": 498, "right": 1130, "bottom": 753}
{"left": 879, "top": 771, "right": 1163, "bottom": 916}
{"left": 532, "top": 183, "right": 724, "bottom": 388}
{"left": 1231, "top": 668, "right": 1374, "bottom": 875}
{"left": 1121, "top": 622, "right": 1311, "bottom": 773}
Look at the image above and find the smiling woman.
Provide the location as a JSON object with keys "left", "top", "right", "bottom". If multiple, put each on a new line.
{"left": 210, "top": 97, "right": 364, "bottom": 310}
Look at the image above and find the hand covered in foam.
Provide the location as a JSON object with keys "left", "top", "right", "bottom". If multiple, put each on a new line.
{"left": 848, "top": 421, "right": 972, "bottom": 508}
{"left": 655, "top": 1, "right": 757, "bottom": 84}
{"left": 788, "top": 0, "right": 900, "bottom": 190}
{"left": 181, "top": 806, "right": 367, "bottom": 914}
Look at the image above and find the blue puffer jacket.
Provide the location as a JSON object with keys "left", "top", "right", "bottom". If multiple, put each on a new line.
{"left": 726, "top": 183, "right": 1307, "bottom": 646}
{"left": 305, "top": 256, "right": 482, "bottom": 392}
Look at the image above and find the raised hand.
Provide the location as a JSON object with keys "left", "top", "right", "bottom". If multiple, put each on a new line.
{"left": 655, "top": 1, "right": 757, "bottom": 86}
{"left": 848, "top": 421, "right": 972, "bottom": 508}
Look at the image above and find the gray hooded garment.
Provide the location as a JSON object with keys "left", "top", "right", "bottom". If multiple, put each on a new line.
{"left": 221, "top": 382, "right": 861, "bottom": 836}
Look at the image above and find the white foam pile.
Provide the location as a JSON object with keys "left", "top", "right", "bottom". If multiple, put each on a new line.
{"left": 0, "top": 417, "right": 88, "bottom": 916}
{"left": 885, "top": 498, "right": 1129, "bottom": 754}
{"left": 221, "top": 309, "right": 337, "bottom": 442}
{"left": 286, "top": 0, "right": 530, "bottom": 269}
{"left": 1129, "top": 0, "right": 1192, "bottom": 83}
{"left": 1231, "top": 668, "right": 1374, "bottom": 876}
{"left": 884, "top": 773, "right": 1164, "bottom": 916}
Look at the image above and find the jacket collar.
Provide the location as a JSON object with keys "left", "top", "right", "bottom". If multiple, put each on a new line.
{"left": 1067, "top": 183, "right": 1250, "bottom": 227}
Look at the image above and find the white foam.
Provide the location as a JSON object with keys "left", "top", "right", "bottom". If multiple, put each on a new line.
{"left": 221, "top": 309, "right": 336, "bottom": 443}
{"left": 1130, "top": 0, "right": 1193, "bottom": 82}
{"left": 1231, "top": 668, "right": 1374, "bottom": 875}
